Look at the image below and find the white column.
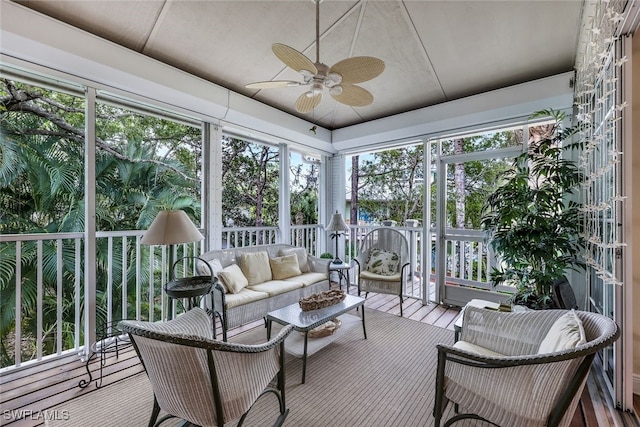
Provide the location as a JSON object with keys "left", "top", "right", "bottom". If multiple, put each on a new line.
{"left": 203, "top": 123, "right": 223, "bottom": 251}
{"left": 279, "top": 143, "right": 291, "bottom": 244}
{"left": 84, "top": 87, "right": 97, "bottom": 355}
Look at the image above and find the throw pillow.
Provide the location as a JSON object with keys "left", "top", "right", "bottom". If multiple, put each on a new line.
{"left": 270, "top": 254, "right": 302, "bottom": 280}
{"left": 196, "top": 258, "right": 223, "bottom": 278}
{"left": 217, "top": 264, "right": 248, "bottom": 294}
{"left": 279, "top": 247, "right": 310, "bottom": 273}
{"left": 538, "top": 310, "right": 587, "bottom": 354}
{"left": 365, "top": 248, "right": 400, "bottom": 276}
{"left": 239, "top": 251, "right": 272, "bottom": 286}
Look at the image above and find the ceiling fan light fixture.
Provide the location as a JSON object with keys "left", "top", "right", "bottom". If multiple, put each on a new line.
{"left": 327, "top": 72, "right": 342, "bottom": 84}
{"left": 247, "top": 0, "right": 384, "bottom": 114}
{"left": 309, "top": 82, "right": 323, "bottom": 96}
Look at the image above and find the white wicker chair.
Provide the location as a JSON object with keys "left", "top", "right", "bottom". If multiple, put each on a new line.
{"left": 433, "top": 306, "right": 620, "bottom": 427}
{"left": 354, "top": 227, "right": 409, "bottom": 316}
{"left": 120, "top": 308, "right": 293, "bottom": 427}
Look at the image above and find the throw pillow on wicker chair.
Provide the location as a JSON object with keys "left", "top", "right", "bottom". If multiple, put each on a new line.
{"left": 365, "top": 248, "right": 400, "bottom": 276}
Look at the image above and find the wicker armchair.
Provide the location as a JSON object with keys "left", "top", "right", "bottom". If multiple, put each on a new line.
{"left": 120, "top": 307, "right": 293, "bottom": 427}
{"left": 433, "top": 306, "right": 620, "bottom": 427}
{"left": 354, "top": 227, "right": 409, "bottom": 316}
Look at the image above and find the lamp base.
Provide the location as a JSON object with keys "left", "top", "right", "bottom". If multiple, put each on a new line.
{"left": 332, "top": 258, "right": 344, "bottom": 265}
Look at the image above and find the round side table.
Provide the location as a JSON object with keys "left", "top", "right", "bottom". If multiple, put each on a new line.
{"left": 164, "top": 275, "right": 215, "bottom": 311}
{"left": 328, "top": 262, "right": 351, "bottom": 293}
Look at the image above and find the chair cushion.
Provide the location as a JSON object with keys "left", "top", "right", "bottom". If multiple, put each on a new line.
{"left": 223, "top": 288, "right": 269, "bottom": 309}
{"left": 218, "top": 264, "right": 249, "bottom": 294}
{"left": 239, "top": 251, "right": 272, "bottom": 286}
{"left": 537, "top": 310, "right": 587, "bottom": 354}
{"left": 284, "top": 272, "right": 327, "bottom": 286}
{"left": 279, "top": 247, "right": 310, "bottom": 273}
{"left": 453, "top": 340, "right": 505, "bottom": 358}
{"left": 247, "top": 280, "right": 303, "bottom": 297}
{"left": 365, "top": 248, "right": 399, "bottom": 276}
{"left": 269, "top": 254, "right": 302, "bottom": 280}
{"left": 359, "top": 270, "right": 401, "bottom": 282}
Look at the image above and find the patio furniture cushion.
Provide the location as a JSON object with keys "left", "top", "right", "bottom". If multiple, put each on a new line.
{"left": 224, "top": 288, "right": 269, "bottom": 309}
{"left": 453, "top": 340, "right": 504, "bottom": 358}
{"left": 538, "top": 309, "right": 586, "bottom": 354}
{"left": 196, "top": 258, "right": 224, "bottom": 277}
{"left": 247, "top": 280, "right": 303, "bottom": 297}
{"left": 218, "top": 264, "right": 248, "bottom": 294}
{"left": 269, "top": 254, "right": 302, "bottom": 280}
{"left": 284, "top": 272, "right": 327, "bottom": 286}
{"left": 359, "top": 270, "right": 401, "bottom": 282}
{"left": 279, "top": 247, "right": 311, "bottom": 273}
{"left": 365, "top": 248, "right": 399, "bottom": 276}
{"left": 239, "top": 251, "right": 272, "bottom": 286}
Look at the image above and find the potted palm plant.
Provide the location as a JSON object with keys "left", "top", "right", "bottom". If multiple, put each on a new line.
{"left": 481, "top": 109, "right": 586, "bottom": 309}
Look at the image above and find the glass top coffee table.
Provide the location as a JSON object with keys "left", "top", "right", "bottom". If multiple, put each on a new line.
{"left": 266, "top": 294, "right": 366, "bottom": 384}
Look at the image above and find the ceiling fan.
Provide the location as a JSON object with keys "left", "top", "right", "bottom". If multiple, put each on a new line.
{"left": 245, "top": 0, "right": 385, "bottom": 114}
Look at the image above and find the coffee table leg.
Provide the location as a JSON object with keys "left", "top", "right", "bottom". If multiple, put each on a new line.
{"left": 361, "top": 305, "right": 367, "bottom": 339}
{"left": 302, "top": 331, "right": 309, "bottom": 384}
{"left": 267, "top": 319, "right": 272, "bottom": 340}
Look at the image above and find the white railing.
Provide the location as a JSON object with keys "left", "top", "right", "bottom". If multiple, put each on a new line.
{"left": 0, "top": 223, "right": 498, "bottom": 372}
{"left": 221, "top": 226, "right": 278, "bottom": 248}
{"left": 290, "top": 225, "right": 322, "bottom": 256}
{"left": 442, "top": 229, "right": 493, "bottom": 289}
{"left": 0, "top": 225, "right": 322, "bottom": 372}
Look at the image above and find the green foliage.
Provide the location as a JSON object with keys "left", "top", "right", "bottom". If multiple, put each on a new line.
{"left": 481, "top": 109, "right": 586, "bottom": 309}
{"left": 0, "top": 78, "right": 202, "bottom": 366}
{"left": 320, "top": 252, "right": 334, "bottom": 259}
{"left": 221, "top": 137, "right": 279, "bottom": 227}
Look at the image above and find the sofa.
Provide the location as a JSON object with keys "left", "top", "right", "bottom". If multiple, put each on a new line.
{"left": 197, "top": 244, "right": 330, "bottom": 340}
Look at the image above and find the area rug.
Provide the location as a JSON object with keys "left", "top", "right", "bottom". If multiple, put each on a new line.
{"left": 49, "top": 309, "right": 483, "bottom": 426}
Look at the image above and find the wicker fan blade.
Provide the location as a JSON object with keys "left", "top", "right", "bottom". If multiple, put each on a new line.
{"left": 245, "top": 80, "right": 301, "bottom": 89}
{"left": 272, "top": 43, "right": 318, "bottom": 75}
{"left": 331, "top": 84, "right": 374, "bottom": 107}
{"left": 295, "top": 92, "right": 322, "bottom": 113}
{"left": 329, "top": 57, "right": 385, "bottom": 84}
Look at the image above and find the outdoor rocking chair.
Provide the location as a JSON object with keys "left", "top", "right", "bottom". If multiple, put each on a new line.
{"left": 354, "top": 227, "right": 409, "bottom": 316}
{"left": 433, "top": 306, "right": 620, "bottom": 427}
{"left": 120, "top": 307, "right": 293, "bottom": 427}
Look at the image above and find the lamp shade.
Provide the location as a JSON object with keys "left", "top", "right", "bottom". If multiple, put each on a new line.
{"left": 141, "top": 210, "right": 204, "bottom": 245}
{"left": 325, "top": 211, "right": 350, "bottom": 232}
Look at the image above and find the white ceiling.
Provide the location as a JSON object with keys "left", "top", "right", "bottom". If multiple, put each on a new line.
{"left": 11, "top": 0, "right": 585, "bottom": 131}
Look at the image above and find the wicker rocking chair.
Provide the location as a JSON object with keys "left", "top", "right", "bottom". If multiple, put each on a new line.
{"left": 354, "top": 227, "right": 409, "bottom": 316}
{"left": 121, "top": 308, "right": 293, "bottom": 427}
{"left": 433, "top": 306, "right": 619, "bottom": 427}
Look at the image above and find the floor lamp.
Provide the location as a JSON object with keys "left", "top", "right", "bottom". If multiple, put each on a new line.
{"left": 326, "top": 211, "right": 350, "bottom": 265}
{"left": 141, "top": 210, "right": 204, "bottom": 281}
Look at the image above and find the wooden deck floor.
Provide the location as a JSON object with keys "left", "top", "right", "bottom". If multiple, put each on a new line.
{"left": 0, "top": 284, "right": 637, "bottom": 427}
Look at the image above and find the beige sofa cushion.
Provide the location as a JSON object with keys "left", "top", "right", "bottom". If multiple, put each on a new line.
{"left": 224, "top": 288, "right": 269, "bottom": 309}
{"left": 279, "top": 247, "right": 310, "bottom": 273}
{"left": 248, "top": 280, "right": 303, "bottom": 297}
{"left": 239, "top": 251, "right": 272, "bottom": 287}
{"left": 285, "top": 272, "right": 327, "bottom": 287}
{"left": 269, "top": 254, "right": 302, "bottom": 280}
{"left": 218, "top": 264, "right": 248, "bottom": 294}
